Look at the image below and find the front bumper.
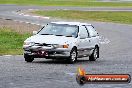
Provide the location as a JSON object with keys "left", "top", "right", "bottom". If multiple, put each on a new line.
{"left": 24, "top": 47, "right": 71, "bottom": 59}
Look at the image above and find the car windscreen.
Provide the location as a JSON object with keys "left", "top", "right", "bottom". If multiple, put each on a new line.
{"left": 38, "top": 24, "right": 78, "bottom": 38}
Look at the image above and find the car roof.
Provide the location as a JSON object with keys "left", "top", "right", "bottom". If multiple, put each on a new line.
{"left": 51, "top": 22, "right": 92, "bottom": 26}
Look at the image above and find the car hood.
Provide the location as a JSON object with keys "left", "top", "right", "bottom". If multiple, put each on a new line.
{"left": 25, "top": 34, "right": 75, "bottom": 44}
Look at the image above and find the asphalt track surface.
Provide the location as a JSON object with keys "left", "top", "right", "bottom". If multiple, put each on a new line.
{"left": 0, "top": 5, "right": 132, "bottom": 88}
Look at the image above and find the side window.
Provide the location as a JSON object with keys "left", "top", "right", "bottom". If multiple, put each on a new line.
{"left": 79, "top": 26, "right": 88, "bottom": 39}
{"left": 86, "top": 26, "right": 98, "bottom": 37}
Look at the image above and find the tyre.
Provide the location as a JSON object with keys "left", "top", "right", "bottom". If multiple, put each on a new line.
{"left": 68, "top": 48, "right": 77, "bottom": 63}
{"left": 24, "top": 54, "right": 34, "bottom": 62}
{"left": 89, "top": 46, "right": 99, "bottom": 61}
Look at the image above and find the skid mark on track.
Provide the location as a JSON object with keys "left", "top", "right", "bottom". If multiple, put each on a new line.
{"left": 13, "top": 9, "right": 50, "bottom": 19}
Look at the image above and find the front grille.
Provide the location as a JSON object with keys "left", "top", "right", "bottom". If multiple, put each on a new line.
{"left": 34, "top": 43, "right": 52, "bottom": 47}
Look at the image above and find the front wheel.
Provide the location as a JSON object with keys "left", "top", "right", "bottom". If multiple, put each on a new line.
{"left": 89, "top": 47, "right": 99, "bottom": 61}
{"left": 68, "top": 48, "right": 77, "bottom": 63}
{"left": 24, "top": 54, "right": 34, "bottom": 62}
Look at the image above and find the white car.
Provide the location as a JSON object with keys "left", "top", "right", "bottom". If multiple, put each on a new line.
{"left": 23, "top": 22, "right": 100, "bottom": 63}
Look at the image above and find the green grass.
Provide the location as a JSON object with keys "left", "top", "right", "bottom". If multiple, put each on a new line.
{"left": 0, "top": 0, "right": 132, "bottom": 7}
{"left": 33, "top": 10, "right": 132, "bottom": 24}
{"left": 0, "top": 28, "right": 31, "bottom": 55}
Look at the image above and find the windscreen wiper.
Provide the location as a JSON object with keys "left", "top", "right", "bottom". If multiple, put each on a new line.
{"left": 56, "top": 35, "right": 73, "bottom": 37}
{"left": 40, "top": 34, "right": 53, "bottom": 35}
{"left": 65, "top": 35, "right": 72, "bottom": 37}
{"left": 55, "top": 34, "right": 64, "bottom": 36}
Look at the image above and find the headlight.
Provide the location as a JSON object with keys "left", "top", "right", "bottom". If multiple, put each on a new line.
{"left": 63, "top": 44, "right": 69, "bottom": 48}
{"left": 52, "top": 44, "right": 69, "bottom": 48}
{"left": 24, "top": 42, "right": 35, "bottom": 46}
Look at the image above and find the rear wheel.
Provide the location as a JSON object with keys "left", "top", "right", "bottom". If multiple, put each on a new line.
{"left": 89, "top": 46, "right": 99, "bottom": 61}
{"left": 24, "top": 54, "right": 34, "bottom": 62}
{"left": 68, "top": 48, "right": 77, "bottom": 63}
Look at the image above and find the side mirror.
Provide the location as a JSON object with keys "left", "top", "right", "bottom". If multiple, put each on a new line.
{"left": 33, "top": 31, "right": 37, "bottom": 35}
{"left": 79, "top": 34, "right": 86, "bottom": 39}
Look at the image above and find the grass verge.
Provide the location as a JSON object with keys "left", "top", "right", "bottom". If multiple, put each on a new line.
{"left": 33, "top": 10, "right": 132, "bottom": 24}
{"left": 0, "top": 28, "right": 31, "bottom": 55}
{"left": 0, "top": 0, "right": 132, "bottom": 7}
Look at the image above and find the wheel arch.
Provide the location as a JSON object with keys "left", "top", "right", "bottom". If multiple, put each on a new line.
{"left": 73, "top": 46, "right": 77, "bottom": 50}
{"left": 95, "top": 44, "right": 99, "bottom": 49}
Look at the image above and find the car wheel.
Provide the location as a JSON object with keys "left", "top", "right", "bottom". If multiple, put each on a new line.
{"left": 89, "top": 46, "right": 99, "bottom": 61}
{"left": 24, "top": 54, "right": 34, "bottom": 62}
{"left": 68, "top": 48, "right": 77, "bottom": 63}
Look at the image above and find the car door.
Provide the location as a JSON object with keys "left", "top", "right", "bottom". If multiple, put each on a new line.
{"left": 77, "top": 25, "right": 91, "bottom": 56}
{"left": 86, "top": 25, "right": 99, "bottom": 49}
